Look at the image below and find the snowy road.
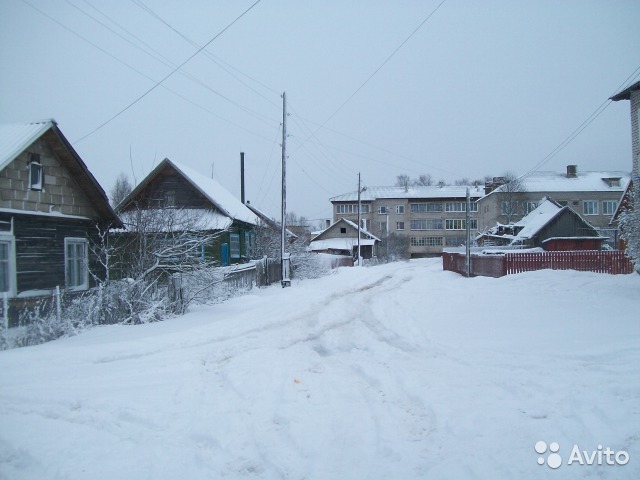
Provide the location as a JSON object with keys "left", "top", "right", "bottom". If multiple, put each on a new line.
{"left": 1, "top": 258, "right": 639, "bottom": 479}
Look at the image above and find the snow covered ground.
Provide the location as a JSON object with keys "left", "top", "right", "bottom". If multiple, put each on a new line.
{"left": 1, "top": 258, "right": 638, "bottom": 479}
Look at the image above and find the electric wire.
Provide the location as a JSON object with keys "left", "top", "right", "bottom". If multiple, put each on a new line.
{"left": 521, "top": 65, "right": 640, "bottom": 178}
{"left": 294, "top": 0, "right": 447, "bottom": 152}
{"left": 72, "top": 0, "right": 263, "bottom": 144}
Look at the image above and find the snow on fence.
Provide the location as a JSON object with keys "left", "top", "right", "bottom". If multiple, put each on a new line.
{"left": 443, "top": 250, "right": 633, "bottom": 277}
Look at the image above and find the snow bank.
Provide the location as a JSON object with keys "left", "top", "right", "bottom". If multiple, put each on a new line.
{"left": 0, "top": 259, "right": 638, "bottom": 479}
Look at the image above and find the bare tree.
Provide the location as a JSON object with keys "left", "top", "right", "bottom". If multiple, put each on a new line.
{"left": 110, "top": 173, "right": 133, "bottom": 207}
{"left": 395, "top": 174, "right": 411, "bottom": 192}
{"left": 414, "top": 174, "right": 433, "bottom": 186}
{"left": 454, "top": 177, "right": 470, "bottom": 186}
{"left": 497, "top": 171, "right": 527, "bottom": 224}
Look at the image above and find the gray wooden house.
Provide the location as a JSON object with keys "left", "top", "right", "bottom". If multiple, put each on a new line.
{"left": 309, "top": 218, "right": 380, "bottom": 259}
{"left": 476, "top": 198, "right": 606, "bottom": 250}
{"left": 115, "top": 158, "right": 258, "bottom": 266}
{"left": 0, "top": 120, "right": 123, "bottom": 317}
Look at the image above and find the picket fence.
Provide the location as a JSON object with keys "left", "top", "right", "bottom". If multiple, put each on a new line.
{"left": 443, "top": 250, "right": 634, "bottom": 278}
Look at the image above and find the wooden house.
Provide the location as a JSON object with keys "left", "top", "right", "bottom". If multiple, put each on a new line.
{"left": 116, "top": 158, "right": 258, "bottom": 266}
{"left": 0, "top": 120, "right": 123, "bottom": 309}
{"left": 309, "top": 218, "right": 380, "bottom": 259}
{"left": 476, "top": 198, "right": 606, "bottom": 251}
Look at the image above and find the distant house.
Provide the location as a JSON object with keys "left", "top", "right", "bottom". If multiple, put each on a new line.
{"left": 478, "top": 166, "right": 630, "bottom": 248}
{"left": 116, "top": 158, "right": 258, "bottom": 266}
{"left": 330, "top": 185, "right": 483, "bottom": 257}
{"left": 0, "top": 120, "right": 122, "bottom": 305}
{"left": 476, "top": 198, "right": 606, "bottom": 251}
{"left": 309, "top": 218, "right": 380, "bottom": 259}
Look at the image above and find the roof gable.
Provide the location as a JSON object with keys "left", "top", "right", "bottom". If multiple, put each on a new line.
{"left": 313, "top": 218, "right": 380, "bottom": 242}
{"left": 0, "top": 120, "right": 122, "bottom": 227}
{"left": 118, "top": 158, "right": 258, "bottom": 226}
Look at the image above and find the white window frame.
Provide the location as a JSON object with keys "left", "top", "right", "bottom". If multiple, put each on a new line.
{"left": 396, "top": 221, "right": 405, "bottom": 231}
{"left": 65, "top": 237, "right": 89, "bottom": 291}
{"left": 602, "top": 200, "right": 617, "bottom": 216}
{"left": 396, "top": 205, "right": 405, "bottom": 214}
{"left": 445, "top": 219, "right": 465, "bottom": 230}
{"left": 229, "top": 233, "right": 240, "bottom": 259}
{"left": 583, "top": 200, "right": 598, "bottom": 216}
{"left": 524, "top": 201, "right": 538, "bottom": 215}
{"left": 378, "top": 206, "right": 389, "bottom": 214}
{"left": 28, "top": 155, "right": 43, "bottom": 191}
{"left": 0, "top": 235, "right": 16, "bottom": 297}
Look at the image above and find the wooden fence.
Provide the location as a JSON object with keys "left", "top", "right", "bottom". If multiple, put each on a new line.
{"left": 443, "top": 250, "right": 634, "bottom": 278}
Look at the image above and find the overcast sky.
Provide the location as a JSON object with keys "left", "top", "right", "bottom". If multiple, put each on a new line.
{"left": 1, "top": 0, "right": 639, "bottom": 223}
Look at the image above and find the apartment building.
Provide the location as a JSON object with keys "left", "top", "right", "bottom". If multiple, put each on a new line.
{"left": 330, "top": 185, "right": 483, "bottom": 257}
{"left": 477, "top": 166, "right": 631, "bottom": 245}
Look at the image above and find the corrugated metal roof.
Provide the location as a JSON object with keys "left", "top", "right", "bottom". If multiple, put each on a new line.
{"left": 330, "top": 185, "right": 484, "bottom": 202}
{"left": 0, "top": 120, "right": 54, "bottom": 171}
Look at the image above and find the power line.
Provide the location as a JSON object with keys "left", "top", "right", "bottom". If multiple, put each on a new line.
{"left": 522, "top": 65, "right": 640, "bottom": 177}
{"left": 294, "top": 0, "right": 447, "bottom": 151}
{"left": 73, "top": 0, "right": 263, "bottom": 144}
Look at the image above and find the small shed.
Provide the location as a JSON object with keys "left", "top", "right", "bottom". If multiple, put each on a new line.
{"left": 309, "top": 218, "right": 380, "bottom": 259}
{"left": 477, "top": 198, "right": 606, "bottom": 251}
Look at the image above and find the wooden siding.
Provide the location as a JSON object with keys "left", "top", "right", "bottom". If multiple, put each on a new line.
{"left": 1, "top": 212, "right": 105, "bottom": 294}
{"left": 119, "top": 165, "right": 213, "bottom": 211}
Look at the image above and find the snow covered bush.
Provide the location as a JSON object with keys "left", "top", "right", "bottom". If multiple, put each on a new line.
{"left": 619, "top": 181, "right": 640, "bottom": 273}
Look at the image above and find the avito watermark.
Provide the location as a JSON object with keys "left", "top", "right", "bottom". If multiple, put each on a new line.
{"left": 535, "top": 441, "right": 630, "bottom": 469}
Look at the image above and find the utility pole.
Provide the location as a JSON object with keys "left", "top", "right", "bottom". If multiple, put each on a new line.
{"left": 281, "top": 92, "right": 291, "bottom": 287}
{"left": 356, "top": 173, "right": 367, "bottom": 266}
{"left": 357, "top": 172, "right": 361, "bottom": 266}
{"left": 465, "top": 187, "right": 471, "bottom": 277}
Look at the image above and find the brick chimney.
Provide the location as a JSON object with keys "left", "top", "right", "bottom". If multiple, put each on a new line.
{"left": 566, "top": 165, "right": 577, "bottom": 178}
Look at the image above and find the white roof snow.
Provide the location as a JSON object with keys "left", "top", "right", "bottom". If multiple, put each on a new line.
{"left": 0, "top": 120, "right": 54, "bottom": 171}
{"left": 491, "top": 170, "right": 630, "bottom": 195}
{"left": 512, "top": 199, "right": 564, "bottom": 239}
{"left": 330, "top": 185, "right": 484, "bottom": 202}
{"left": 310, "top": 238, "right": 377, "bottom": 252}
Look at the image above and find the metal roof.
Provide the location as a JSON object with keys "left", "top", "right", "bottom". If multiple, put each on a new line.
{"left": 330, "top": 185, "right": 484, "bottom": 202}
{"left": 0, "top": 120, "right": 54, "bottom": 171}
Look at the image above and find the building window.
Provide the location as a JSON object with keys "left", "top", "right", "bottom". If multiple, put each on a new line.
{"left": 445, "top": 219, "right": 465, "bottom": 230}
{"left": 396, "top": 205, "right": 405, "bottom": 214}
{"left": 65, "top": 238, "right": 88, "bottom": 290}
{"left": 445, "top": 236, "right": 466, "bottom": 247}
{"left": 524, "top": 201, "right": 538, "bottom": 215}
{"left": 378, "top": 222, "right": 387, "bottom": 234}
{"left": 396, "top": 221, "right": 405, "bottom": 231}
{"left": 229, "top": 233, "right": 240, "bottom": 259}
{"left": 165, "top": 190, "right": 176, "bottom": 207}
{"left": 602, "top": 200, "right": 617, "bottom": 216}
{"left": 378, "top": 206, "right": 389, "bottom": 214}
{"left": 0, "top": 239, "right": 13, "bottom": 295}
{"left": 245, "top": 231, "right": 253, "bottom": 259}
{"left": 336, "top": 203, "right": 369, "bottom": 214}
{"left": 410, "top": 236, "right": 443, "bottom": 247}
{"left": 410, "top": 219, "right": 443, "bottom": 230}
{"left": 445, "top": 202, "right": 464, "bottom": 212}
{"left": 340, "top": 227, "right": 347, "bottom": 234}
{"left": 410, "top": 202, "right": 443, "bottom": 213}
{"left": 28, "top": 153, "right": 43, "bottom": 190}
{"left": 583, "top": 200, "right": 598, "bottom": 215}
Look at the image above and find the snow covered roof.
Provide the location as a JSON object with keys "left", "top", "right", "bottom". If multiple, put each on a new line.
{"left": 117, "top": 208, "right": 235, "bottom": 232}
{"left": 310, "top": 238, "right": 377, "bottom": 252}
{"left": 0, "top": 120, "right": 54, "bottom": 171}
{"left": 513, "top": 199, "right": 564, "bottom": 239}
{"left": 610, "top": 80, "right": 640, "bottom": 101}
{"left": 486, "top": 170, "right": 630, "bottom": 197}
{"left": 330, "top": 185, "right": 484, "bottom": 202}
{"left": 313, "top": 218, "right": 380, "bottom": 243}
{"left": 119, "top": 158, "right": 258, "bottom": 226}
{"left": 245, "top": 202, "right": 297, "bottom": 238}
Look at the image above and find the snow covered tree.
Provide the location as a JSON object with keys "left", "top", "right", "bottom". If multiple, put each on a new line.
{"left": 110, "top": 172, "right": 133, "bottom": 207}
{"left": 619, "top": 181, "right": 640, "bottom": 273}
{"left": 395, "top": 174, "right": 411, "bottom": 191}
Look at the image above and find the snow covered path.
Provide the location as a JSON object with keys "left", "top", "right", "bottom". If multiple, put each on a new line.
{"left": 1, "top": 259, "right": 639, "bottom": 479}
